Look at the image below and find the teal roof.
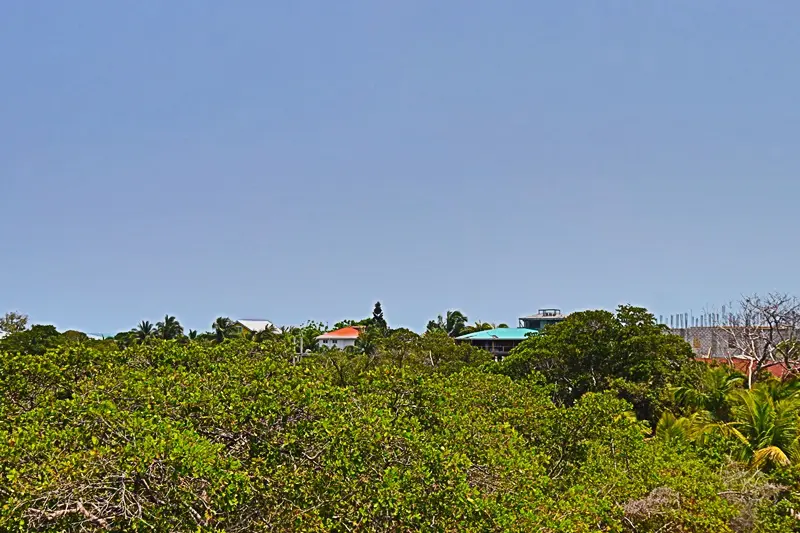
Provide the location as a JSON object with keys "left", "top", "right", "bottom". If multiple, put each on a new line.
{"left": 456, "top": 328, "right": 537, "bottom": 341}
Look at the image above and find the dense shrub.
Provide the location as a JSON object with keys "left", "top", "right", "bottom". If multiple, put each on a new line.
{"left": 1, "top": 339, "right": 797, "bottom": 531}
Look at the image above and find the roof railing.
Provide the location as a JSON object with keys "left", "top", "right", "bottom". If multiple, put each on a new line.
{"left": 538, "top": 308, "right": 561, "bottom": 317}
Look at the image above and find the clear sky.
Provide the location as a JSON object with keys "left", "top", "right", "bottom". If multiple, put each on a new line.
{"left": 2, "top": 2, "right": 799, "bottom": 334}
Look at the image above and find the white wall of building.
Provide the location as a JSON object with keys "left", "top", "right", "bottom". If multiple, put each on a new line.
{"left": 319, "top": 337, "right": 357, "bottom": 349}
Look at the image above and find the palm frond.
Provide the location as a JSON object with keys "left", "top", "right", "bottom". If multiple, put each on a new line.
{"left": 752, "top": 446, "right": 791, "bottom": 468}
{"left": 656, "top": 411, "right": 692, "bottom": 442}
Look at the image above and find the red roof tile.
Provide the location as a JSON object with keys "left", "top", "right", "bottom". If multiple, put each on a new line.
{"left": 317, "top": 326, "right": 362, "bottom": 339}
{"left": 696, "top": 357, "right": 799, "bottom": 380}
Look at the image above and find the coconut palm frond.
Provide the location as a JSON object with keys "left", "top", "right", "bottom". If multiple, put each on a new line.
{"left": 752, "top": 446, "right": 791, "bottom": 469}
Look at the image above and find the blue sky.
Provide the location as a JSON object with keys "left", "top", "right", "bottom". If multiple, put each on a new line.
{"left": 2, "top": 1, "right": 799, "bottom": 334}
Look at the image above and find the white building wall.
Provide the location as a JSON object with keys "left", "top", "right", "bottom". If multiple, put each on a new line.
{"left": 319, "top": 337, "right": 357, "bottom": 349}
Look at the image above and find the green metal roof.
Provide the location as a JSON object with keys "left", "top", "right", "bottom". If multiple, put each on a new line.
{"left": 456, "top": 328, "right": 537, "bottom": 341}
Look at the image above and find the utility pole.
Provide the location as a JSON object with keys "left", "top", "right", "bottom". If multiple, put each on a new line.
{"left": 293, "top": 333, "right": 304, "bottom": 364}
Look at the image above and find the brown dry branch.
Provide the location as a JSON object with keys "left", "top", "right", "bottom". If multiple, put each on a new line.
{"left": 623, "top": 486, "right": 680, "bottom": 523}
{"left": 720, "top": 293, "right": 800, "bottom": 379}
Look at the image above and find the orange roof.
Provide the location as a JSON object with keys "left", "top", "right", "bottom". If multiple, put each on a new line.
{"left": 317, "top": 326, "right": 362, "bottom": 339}
{"left": 696, "top": 357, "right": 799, "bottom": 380}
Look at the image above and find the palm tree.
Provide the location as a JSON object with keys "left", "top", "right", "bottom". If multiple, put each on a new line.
{"left": 461, "top": 321, "right": 495, "bottom": 336}
{"left": 212, "top": 317, "right": 236, "bottom": 343}
{"left": 155, "top": 315, "right": 184, "bottom": 340}
{"left": 188, "top": 330, "right": 198, "bottom": 341}
{"left": 354, "top": 327, "right": 379, "bottom": 356}
{"left": 655, "top": 411, "right": 693, "bottom": 443}
{"left": 445, "top": 311, "right": 469, "bottom": 337}
{"left": 660, "top": 380, "right": 800, "bottom": 470}
{"left": 724, "top": 387, "right": 800, "bottom": 468}
{"left": 426, "top": 310, "right": 469, "bottom": 337}
{"left": 673, "top": 366, "right": 744, "bottom": 421}
{"left": 255, "top": 326, "right": 280, "bottom": 342}
{"left": 755, "top": 379, "right": 800, "bottom": 403}
{"left": 134, "top": 321, "right": 154, "bottom": 343}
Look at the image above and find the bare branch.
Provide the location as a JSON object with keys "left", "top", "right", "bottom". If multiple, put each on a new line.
{"left": 718, "top": 293, "right": 800, "bottom": 377}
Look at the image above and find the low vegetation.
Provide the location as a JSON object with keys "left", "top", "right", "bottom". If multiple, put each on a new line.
{"left": 2, "top": 304, "right": 800, "bottom": 531}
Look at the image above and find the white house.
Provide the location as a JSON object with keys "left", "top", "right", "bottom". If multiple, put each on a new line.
{"left": 316, "top": 326, "right": 363, "bottom": 349}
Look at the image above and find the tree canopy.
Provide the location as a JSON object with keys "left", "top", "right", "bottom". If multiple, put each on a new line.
{"left": 494, "top": 305, "right": 696, "bottom": 421}
{"left": 371, "top": 301, "right": 387, "bottom": 333}
{"left": 4, "top": 302, "right": 800, "bottom": 530}
{"left": 0, "top": 311, "right": 28, "bottom": 334}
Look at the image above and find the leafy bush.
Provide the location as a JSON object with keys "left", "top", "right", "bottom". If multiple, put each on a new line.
{"left": 1, "top": 338, "right": 797, "bottom": 531}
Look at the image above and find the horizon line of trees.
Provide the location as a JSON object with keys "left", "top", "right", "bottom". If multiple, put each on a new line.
{"left": 0, "top": 301, "right": 514, "bottom": 353}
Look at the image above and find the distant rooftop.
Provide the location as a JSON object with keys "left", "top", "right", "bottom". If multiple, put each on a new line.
{"left": 236, "top": 319, "right": 276, "bottom": 333}
{"left": 456, "top": 327, "right": 537, "bottom": 341}
{"left": 520, "top": 308, "right": 565, "bottom": 319}
{"left": 317, "top": 326, "right": 363, "bottom": 340}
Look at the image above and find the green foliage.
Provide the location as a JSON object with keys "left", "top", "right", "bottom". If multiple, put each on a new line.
{"left": 371, "top": 301, "right": 388, "bottom": 334}
{"left": 134, "top": 320, "right": 155, "bottom": 343}
{"left": 0, "top": 325, "right": 62, "bottom": 355}
{"left": 658, "top": 375, "right": 800, "bottom": 477}
{"left": 0, "top": 311, "right": 28, "bottom": 334}
{"left": 61, "top": 330, "right": 90, "bottom": 344}
{"left": 113, "top": 330, "right": 137, "bottom": 348}
{"left": 6, "top": 307, "right": 800, "bottom": 531}
{"left": 656, "top": 411, "right": 694, "bottom": 443}
{"left": 353, "top": 325, "right": 380, "bottom": 356}
{"left": 727, "top": 386, "right": 800, "bottom": 469}
{"left": 426, "top": 310, "right": 468, "bottom": 337}
{"left": 2, "top": 342, "right": 550, "bottom": 530}
{"left": 293, "top": 320, "right": 327, "bottom": 352}
{"left": 494, "top": 305, "right": 694, "bottom": 422}
{"left": 461, "top": 321, "right": 495, "bottom": 335}
{"left": 155, "top": 314, "right": 184, "bottom": 340}
{"left": 322, "top": 328, "right": 491, "bottom": 386}
{"left": 332, "top": 318, "right": 371, "bottom": 330}
{"left": 212, "top": 317, "right": 236, "bottom": 343}
{"left": 673, "top": 365, "right": 745, "bottom": 421}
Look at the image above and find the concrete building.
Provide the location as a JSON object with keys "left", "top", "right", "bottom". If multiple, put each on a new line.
{"left": 671, "top": 327, "right": 739, "bottom": 359}
{"left": 518, "top": 309, "right": 567, "bottom": 330}
{"left": 672, "top": 325, "right": 797, "bottom": 364}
